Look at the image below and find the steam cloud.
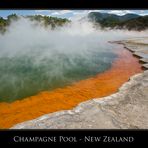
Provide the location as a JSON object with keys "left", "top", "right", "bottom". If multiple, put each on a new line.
{"left": 0, "top": 17, "right": 147, "bottom": 102}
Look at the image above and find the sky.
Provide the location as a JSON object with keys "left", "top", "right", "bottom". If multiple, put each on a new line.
{"left": 0, "top": 10, "right": 148, "bottom": 20}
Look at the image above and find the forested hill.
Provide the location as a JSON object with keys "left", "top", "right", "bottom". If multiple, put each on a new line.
{"left": 0, "top": 14, "right": 70, "bottom": 33}
{"left": 1, "top": 13, "right": 148, "bottom": 32}
{"left": 88, "top": 12, "right": 148, "bottom": 31}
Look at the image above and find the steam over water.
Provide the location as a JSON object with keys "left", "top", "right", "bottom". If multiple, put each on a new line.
{"left": 0, "top": 18, "right": 146, "bottom": 102}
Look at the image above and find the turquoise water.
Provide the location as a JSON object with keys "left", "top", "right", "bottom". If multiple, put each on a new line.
{"left": 0, "top": 48, "right": 117, "bottom": 102}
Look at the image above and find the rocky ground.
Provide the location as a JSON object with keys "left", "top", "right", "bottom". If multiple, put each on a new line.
{"left": 11, "top": 38, "right": 148, "bottom": 129}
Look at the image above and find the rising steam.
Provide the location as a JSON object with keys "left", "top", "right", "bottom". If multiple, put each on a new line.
{"left": 0, "top": 17, "right": 147, "bottom": 102}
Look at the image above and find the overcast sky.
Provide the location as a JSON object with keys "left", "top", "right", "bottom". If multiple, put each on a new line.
{"left": 0, "top": 10, "right": 148, "bottom": 20}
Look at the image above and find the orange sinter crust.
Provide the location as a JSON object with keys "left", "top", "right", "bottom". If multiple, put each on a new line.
{"left": 0, "top": 45, "right": 143, "bottom": 128}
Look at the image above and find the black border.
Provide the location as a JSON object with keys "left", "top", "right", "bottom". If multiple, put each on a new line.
{"left": 0, "top": 129, "right": 148, "bottom": 145}
{"left": 0, "top": 0, "right": 148, "bottom": 9}
{"left": 0, "top": 0, "right": 148, "bottom": 146}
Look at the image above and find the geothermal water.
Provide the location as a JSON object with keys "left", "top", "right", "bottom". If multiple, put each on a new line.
{"left": 0, "top": 19, "right": 119, "bottom": 102}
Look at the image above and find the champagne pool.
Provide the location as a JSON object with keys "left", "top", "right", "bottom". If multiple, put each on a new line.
{"left": 0, "top": 43, "right": 143, "bottom": 128}
{"left": 0, "top": 44, "right": 117, "bottom": 102}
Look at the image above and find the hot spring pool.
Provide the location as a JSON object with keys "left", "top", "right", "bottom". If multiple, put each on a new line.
{"left": 0, "top": 47, "right": 117, "bottom": 102}
{"left": 0, "top": 18, "right": 124, "bottom": 103}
